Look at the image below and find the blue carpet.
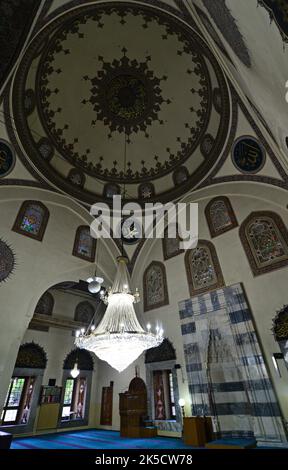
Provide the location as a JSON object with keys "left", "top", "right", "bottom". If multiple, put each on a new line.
{"left": 11, "top": 429, "right": 192, "bottom": 450}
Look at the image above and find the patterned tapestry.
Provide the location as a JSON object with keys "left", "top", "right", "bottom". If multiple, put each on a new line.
{"left": 179, "top": 283, "right": 286, "bottom": 442}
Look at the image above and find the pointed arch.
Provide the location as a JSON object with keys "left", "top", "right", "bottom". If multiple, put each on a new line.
{"left": 15, "top": 342, "right": 47, "bottom": 369}
{"left": 63, "top": 348, "right": 94, "bottom": 371}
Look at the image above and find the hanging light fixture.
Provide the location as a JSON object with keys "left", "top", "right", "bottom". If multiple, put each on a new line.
{"left": 86, "top": 238, "right": 103, "bottom": 293}
{"left": 87, "top": 276, "right": 104, "bottom": 294}
{"left": 75, "top": 256, "right": 164, "bottom": 372}
{"left": 70, "top": 362, "right": 80, "bottom": 378}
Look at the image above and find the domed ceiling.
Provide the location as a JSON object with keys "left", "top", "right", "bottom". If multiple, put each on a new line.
{"left": 11, "top": 1, "right": 230, "bottom": 204}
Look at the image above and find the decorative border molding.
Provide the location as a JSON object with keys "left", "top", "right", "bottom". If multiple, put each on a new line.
{"left": 12, "top": 200, "right": 50, "bottom": 242}
{"left": 143, "top": 260, "right": 169, "bottom": 312}
{"left": 184, "top": 239, "right": 225, "bottom": 297}
{"left": 205, "top": 196, "right": 238, "bottom": 238}
{"left": 239, "top": 210, "right": 288, "bottom": 276}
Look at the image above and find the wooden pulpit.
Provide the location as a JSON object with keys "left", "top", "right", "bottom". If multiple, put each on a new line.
{"left": 119, "top": 376, "right": 156, "bottom": 438}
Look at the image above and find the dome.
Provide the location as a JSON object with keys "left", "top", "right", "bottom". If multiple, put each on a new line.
{"left": 11, "top": 1, "right": 230, "bottom": 205}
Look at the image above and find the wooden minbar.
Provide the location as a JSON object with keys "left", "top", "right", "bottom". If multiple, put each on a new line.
{"left": 119, "top": 376, "right": 157, "bottom": 438}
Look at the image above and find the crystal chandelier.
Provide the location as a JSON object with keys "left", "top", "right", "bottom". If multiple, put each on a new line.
{"left": 75, "top": 256, "right": 164, "bottom": 372}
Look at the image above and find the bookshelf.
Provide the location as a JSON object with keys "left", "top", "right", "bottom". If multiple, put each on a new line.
{"left": 39, "top": 385, "right": 62, "bottom": 404}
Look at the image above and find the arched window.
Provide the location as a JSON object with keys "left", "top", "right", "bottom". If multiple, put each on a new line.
{"left": 205, "top": 196, "right": 238, "bottom": 238}
{"left": 162, "top": 225, "right": 184, "bottom": 260}
{"left": 172, "top": 166, "right": 189, "bottom": 186}
{"left": 143, "top": 261, "right": 169, "bottom": 312}
{"left": 239, "top": 211, "right": 288, "bottom": 276}
{"left": 138, "top": 182, "right": 155, "bottom": 200}
{"left": 103, "top": 183, "right": 120, "bottom": 199}
{"left": 35, "top": 292, "right": 54, "bottom": 316}
{"left": 72, "top": 225, "right": 96, "bottom": 262}
{"left": 12, "top": 200, "right": 49, "bottom": 241}
{"left": 29, "top": 291, "right": 54, "bottom": 332}
{"left": 67, "top": 168, "right": 85, "bottom": 188}
{"left": 185, "top": 240, "right": 224, "bottom": 296}
{"left": 74, "top": 301, "right": 95, "bottom": 324}
{"left": 1, "top": 343, "right": 47, "bottom": 428}
{"left": 61, "top": 349, "right": 93, "bottom": 426}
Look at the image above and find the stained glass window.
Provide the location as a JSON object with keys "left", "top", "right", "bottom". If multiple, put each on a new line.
{"left": 73, "top": 226, "right": 96, "bottom": 262}
{"left": 205, "top": 196, "right": 237, "bottom": 237}
{"left": 240, "top": 212, "right": 288, "bottom": 276}
{"left": 1, "top": 376, "right": 35, "bottom": 426}
{"left": 61, "top": 377, "right": 87, "bottom": 421}
{"left": 173, "top": 166, "right": 189, "bottom": 186}
{"left": 103, "top": 183, "right": 120, "bottom": 199}
{"left": 162, "top": 226, "right": 183, "bottom": 260}
{"left": 143, "top": 261, "right": 169, "bottom": 311}
{"left": 138, "top": 183, "right": 155, "bottom": 199}
{"left": 12, "top": 201, "right": 49, "bottom": 241}
{"left": 185, "top": 240, "right": 224, "bottom": 296}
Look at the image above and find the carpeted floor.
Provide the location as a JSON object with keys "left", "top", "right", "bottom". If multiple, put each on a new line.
{"left": 11, "top": 429, "right": 192, "bottom": 449}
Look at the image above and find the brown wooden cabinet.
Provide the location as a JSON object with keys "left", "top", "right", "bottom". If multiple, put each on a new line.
{"left": 183, "top": 417, "right": 213, "bottom": 447}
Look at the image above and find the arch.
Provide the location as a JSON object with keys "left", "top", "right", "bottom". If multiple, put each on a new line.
{"left": 205, "top": 196, "right": 238, "bottom": 238}
{"left": 74, "top": 300, "right": 95, "bottom": 324}
{"left": 145, "top": 338, "right": 176, "bottom": 363}
{"left": 185, "top": 240, "right": 224, "bottom": 296}
{"left": 63, "top": 348, "right": 94, "bottom": 371}
{"left": 239, "top": 211, "right": 288, "bottom": 276}
{"left": 162, "top": 225, "right": 184, "bottom": 260}
{"left": 143, "top": 261, "right": 169, "bottom": 312}
{"left": 35, "top": 291, "right": 54, "bottom": 315}
{"left": 12, "top": 200, "right": 50, "bottom": 241}
{"left": 15, "top": 342, "right": 47, "bottom": 369}
{"left": 72, "top": 225, "right": 96, "bottom": 262}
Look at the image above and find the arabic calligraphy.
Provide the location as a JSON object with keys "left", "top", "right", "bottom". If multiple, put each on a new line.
{"left": 232, "top": 137, "right": 265, "bottom": 174}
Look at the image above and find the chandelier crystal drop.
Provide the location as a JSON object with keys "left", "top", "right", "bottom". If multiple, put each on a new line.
{"left": 75, "top": 256, "right": 164, "bottom": 372}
